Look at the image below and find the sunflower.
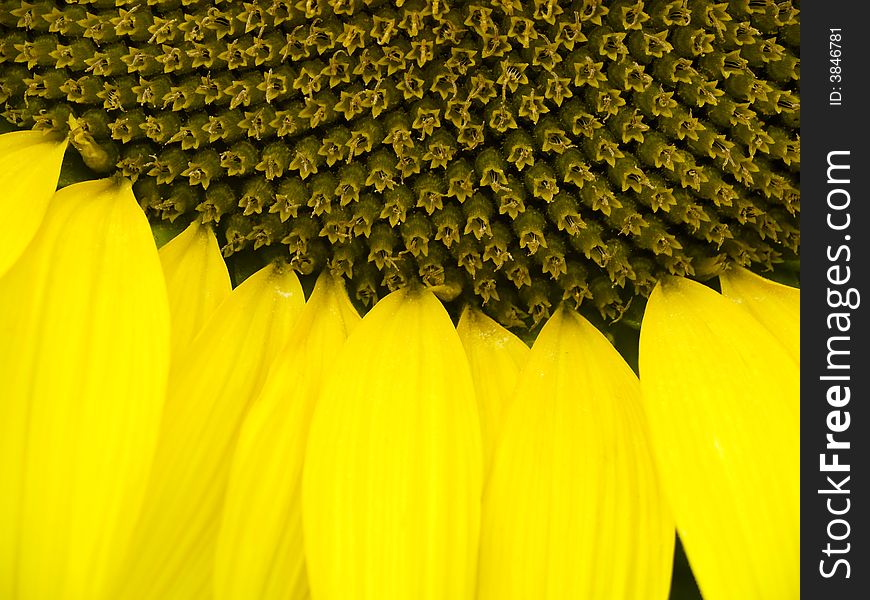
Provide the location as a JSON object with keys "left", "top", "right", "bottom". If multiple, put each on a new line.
{"left": 0, "top": 1, "right": 799, "bottom": 599}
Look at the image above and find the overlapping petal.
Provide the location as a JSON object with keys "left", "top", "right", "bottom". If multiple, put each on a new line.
{"left": 117, "top": 263, "right": 305, "bottom": 599}
{"left": 478, "top": 307, "right": 674, "bottom": 600}
{"left": 720, "top": 266, "right": 800, "bottom": 364}
{"left": 303, "top": 288, "right": 482, "bottom": 600}
{"left": 456, "top": 308, "right": 529, "bottom": 470}
{"left": 640, "top": 277, "right": 799, "bottom": 600}
{"left": 215, "top": 274, "right": 360, "bottom": 600}
{"left": 0, "top": 179, "right": 170, "bottom": 599}
{"left": 159, "top": 220, "right": 232, "bottom": 354}
{"left": 0, "top": 130, "right": 68, "bottom": 275}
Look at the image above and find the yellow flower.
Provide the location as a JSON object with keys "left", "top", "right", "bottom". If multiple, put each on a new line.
{"left": 0, "top": 0, "right": 801, "bottom": 583}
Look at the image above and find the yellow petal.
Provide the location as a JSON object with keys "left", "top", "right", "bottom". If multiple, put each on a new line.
{"left": 0, "top": 130, "right": 68, "bottom": 275}
{"left": 215, "top": 274, "right": 359, "bottom": 600}
{"left": 639, "top": 278, "right": 799, "bottom": 600}
{"left": 478, "top": 307, "right": 674, "bottom": 600}
{"left": 720, "top": 267, "right": 800, "bottom": 364}
{"left": 117, "top": 263, "right": 305, "bottom": 600}
{"left": 303, "top": 288, "right": 482, "bottom": 600}
{"left": 456, "top": 308, "right": 529, "bottom": 471}
{"left": 159, "top": 219, "right": 232, "bottom": 355}
{"left": 0, "top": 179, "right": 169, "bottom": 600}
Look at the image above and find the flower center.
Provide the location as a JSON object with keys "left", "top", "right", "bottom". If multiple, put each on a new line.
{"left": 0, "top": 0, "right": 800, "bottom": 327}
